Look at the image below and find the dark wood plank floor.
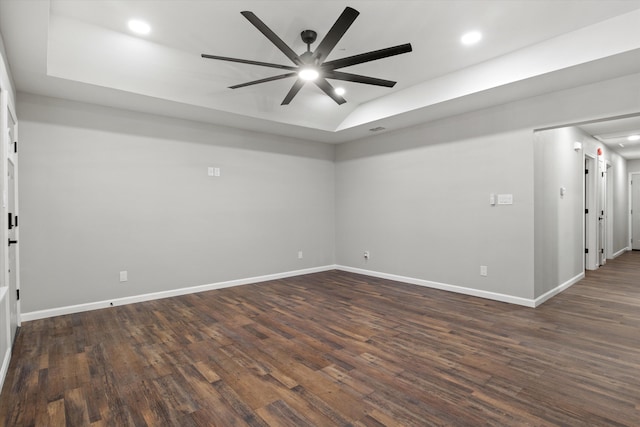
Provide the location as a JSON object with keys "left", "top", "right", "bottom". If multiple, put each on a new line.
{"left": 1, "top": 253, "right": 639, "bottom": 426}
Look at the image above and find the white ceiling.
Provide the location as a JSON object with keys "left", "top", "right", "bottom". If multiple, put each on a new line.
{"left": 578, "top": 115, "right": 640, "bottom": 159}
{"left": 1, "top": 0, "right": 640, "bottom": 144}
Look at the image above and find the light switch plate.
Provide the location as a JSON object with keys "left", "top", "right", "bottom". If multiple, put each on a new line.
{"left": 497, "top": 194, "right": 513, "bottom": 205}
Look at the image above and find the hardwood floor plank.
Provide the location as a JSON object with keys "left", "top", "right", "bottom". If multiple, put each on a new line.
{"left": 46, "top": 399, "right": 66, "bottom": 426}
{"left": 2, "top": 252, "right": 640, "bottom": 425}
{"left": 64, "top": 388, "right": 91, "bottom": 426}
{"left": 255, "top": 399, "right": 315, "bottom": 427}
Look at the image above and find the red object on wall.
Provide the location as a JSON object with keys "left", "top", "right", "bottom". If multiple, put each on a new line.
{"left": 597, "top": 147, "right": 603, "bottom": 156}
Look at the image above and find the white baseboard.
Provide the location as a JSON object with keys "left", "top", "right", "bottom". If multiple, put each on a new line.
{"left": 0, "top": 347, "right": 11, "bottom": 395}
{"left": 611, "top": 247, "right": 629, "bottom": 259}
{"left": 533, "top": 271, "right": 584, "bottom": 307}
{"left": 20, "top": 265, "right": 337, "bottom": 322}
{"left": 335, "top": 265, "right": 536, "bottom": 307}
{"left": 22, "top": 263, "right": 588, "bottom": 322}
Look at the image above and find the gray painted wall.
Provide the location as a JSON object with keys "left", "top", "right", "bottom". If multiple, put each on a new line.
{"left": 533, "top": 127, "right": 584, "bottom": 297}
{"left": 18, "top": 94, "right": 336, "bottom": 313}
{"left": 336, "top": 119, "right": 535, "bottom": 299}
{"left": 337, "top": 72, "right": 640, "bottom": 302}
{"left": 534, "top": 126, "right": 628, "bottom": 297}
{"left": 627, "top": 159, "right": 640, "bottom": 172}
{"left": 16, "top": 71, "right": 640, "bottom": 314}
{"left": 608, "top": 152, "right": 629, "bottom": 255}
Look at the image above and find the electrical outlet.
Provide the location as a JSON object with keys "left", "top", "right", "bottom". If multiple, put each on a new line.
{"left": 119, "top": 271, "right": 128, "bottom": 282}
{"left": 298, "top": 251, "right": 303, "bottom": 259}
{"left": 480, "top": 266, "right": 487, "bottom": 277}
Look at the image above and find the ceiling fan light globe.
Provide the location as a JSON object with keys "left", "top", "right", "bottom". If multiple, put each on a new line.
{"left": 299, "top": 68, "right": 319, "bottom": 81}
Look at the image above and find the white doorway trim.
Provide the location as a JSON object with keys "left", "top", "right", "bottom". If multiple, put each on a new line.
{"left": 597, "top": 159, "right": 609, "bottom": 266}
{"left": 629, "top": 172, "right": 640, "bottom": 250}
{"left": 0, "top": 81, "right": 16, "bottom": 396}
{"left": 584, "top": 153, "right": 597, "bottom": 270}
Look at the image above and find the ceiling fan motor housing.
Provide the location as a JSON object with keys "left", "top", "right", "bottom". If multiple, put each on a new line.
{"left": 301, "top": 30, "right": 317, "bottom": 46}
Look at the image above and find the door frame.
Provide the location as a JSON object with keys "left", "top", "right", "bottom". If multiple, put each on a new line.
{"left": 584, "top": 153, "right": 597, "bottom": 270}
{"left": 597, "top": 158, "right": 609, "bottom": 266}
{"left": 0, "top": 77, "right": 20, "bottom": 392}
{"left": 629, "top": 172, "right": 640, "bottom": 250}
{"left": 6, "top": 125, "right": 20, "bottom": 340}
{"left": 1, "top": 93, "right": 19, "bottom": 333}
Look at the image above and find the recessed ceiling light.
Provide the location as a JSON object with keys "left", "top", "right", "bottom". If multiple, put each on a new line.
{"left": 335, "top": 87, "right": 346, "bottom": 96}
{"left": 298, "top": 67, "right": 319, "bottom": 81}
{"left": 128, "top": 19, "right": 151, "bottom": 35}
{"left": 461, "top": 31, "right": 482, "bottom": 46}
{"left": 628, "top": 134, "right": 640, "bottom": 141}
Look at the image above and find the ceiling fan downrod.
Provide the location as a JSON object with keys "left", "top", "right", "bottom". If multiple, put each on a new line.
{"left": 300, "top": 30, "right": 317, "bottom": 52}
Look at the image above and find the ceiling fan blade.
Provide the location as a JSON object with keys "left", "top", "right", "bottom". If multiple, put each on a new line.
{"left": 281, "top": 79, "right": 305, "bottom": 105}
{"left": 312, "top": 7, "right": 360, "bottom": 63}
{"left": 230, "top": 73, "right": 297, "bottom": 89}
{"left": 314, "top": 78, "right": 346, "bottom": 105}
{"left": 240, "top": 11, "right": 302, "bottom": 66}
{"left": 324, "top": 71, "right": 396, "bottom": 87}
{"left": 201, "top": 54, "right": 297, "bottom": 71}
{"left": 322, "top": 43, "right": 412, "bottom": 70}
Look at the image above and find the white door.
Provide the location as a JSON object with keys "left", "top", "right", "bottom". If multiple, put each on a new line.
{"left": 6, "top": 107, "right": 19, "bottom": 343}
{"left": 585, "top": 159, "right": 590, "bottom": 268}
{"left": 7, "top": 158, "right": 17, "bottom": 342}
{"left": 632, "top": 174, "right": 640, "bottom": 250}
{"left": 598, "top": 160, "right": 607, "bottom": 266}
{"left": 585, "top": 156, "right": 598, "bottom": 270}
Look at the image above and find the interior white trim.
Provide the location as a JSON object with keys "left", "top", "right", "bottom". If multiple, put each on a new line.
{"left": 22, "top": 262, "right": 593, "bottom": 322}
{"left": 0, "top": 347, "right": 10, "bottom": 393}
{"left": 611, "top": 247, "right": 629, "bottom": 259}
{"left": 336, "top": 265, "right": 536, "bottom": 307}
{"left": 0, "top": 287, "right": 10, "bottom": 394}
{"left": 628, "top": 172, "right": 640, "bottom": 250}
{"left": 20, "top": 265, "right": 337, "bottom": 322}
{"left": 533, "top": 272, "right": 585, "bottom": 307}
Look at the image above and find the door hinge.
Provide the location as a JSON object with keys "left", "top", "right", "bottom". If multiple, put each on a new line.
{"left": 16, "top": 289, "right": 19, "bottom": 301}
{"left": 585, "top": 169, "right": 589, "bottom": 174}
{"left": 8, "top": 239, "right": 17, "bottom": 247}
{"left": 602, "top": 172, "right": 604, "bottom": 177}
{"left": 585, "top": 208, "right": 589, "bottom": 214}
{"left": 601, "top": 248, "right": 605, "bottom": 254}
{"left": 13, "top": 141, "right": 17, "bottom": 154}
{"left": 585, "top": 248, "right": 589, "bottom": 254}
{"left": 7, "top": 214, "right": 16, "bottom": 229}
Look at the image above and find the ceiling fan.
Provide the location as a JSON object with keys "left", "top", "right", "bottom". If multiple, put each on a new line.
{"left": 201, "top": 7, "right": 412, "bottom": 105}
